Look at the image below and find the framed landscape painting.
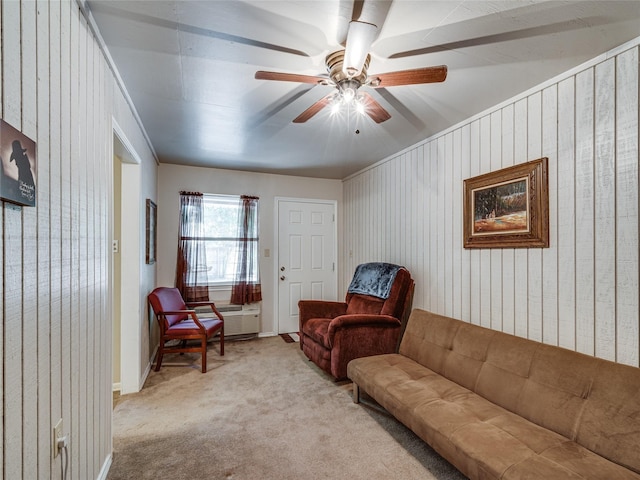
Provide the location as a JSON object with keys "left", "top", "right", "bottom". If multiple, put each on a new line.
{"left": 463, "top": 157, "right": 549, "bottom": 249}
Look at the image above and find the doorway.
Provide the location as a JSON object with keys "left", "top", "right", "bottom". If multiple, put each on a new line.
{"left": 276, "top": 198, "right": 337, "bottom": 334}
{"left": 112, "top": 125, "right": 142, "bottom": 394}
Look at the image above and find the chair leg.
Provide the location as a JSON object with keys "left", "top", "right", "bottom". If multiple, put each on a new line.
{"left": 155, "top": 343, "right": 165, "bottom": 372}
{"left": 219, "top": 327, "right": 224, "bottom": 356}
{"left": 201, "top": 337, "right": 207, "bottom": 373}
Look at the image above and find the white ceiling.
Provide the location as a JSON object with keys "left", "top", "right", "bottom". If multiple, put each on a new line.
{"left": 86, "top": 1, "right": 640, "bottom": 179}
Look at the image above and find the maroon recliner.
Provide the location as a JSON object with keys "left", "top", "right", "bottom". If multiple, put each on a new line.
{"left": 298, "top": 263, "right": 415, "bottom": 380}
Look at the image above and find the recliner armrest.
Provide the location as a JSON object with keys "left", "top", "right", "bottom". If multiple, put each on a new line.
{"left": 298, "top": 300, "right": 348, "bottom": 326}
{"left": 328, "top": 314, "right": 400, "bottom": 333}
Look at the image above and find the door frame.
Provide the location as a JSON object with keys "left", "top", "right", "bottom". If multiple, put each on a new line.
{"left": 111, "top": 119, "right": 143, "bottom": 395}
{"left": 274, "top": 197, "right": 338, "bottom": 334}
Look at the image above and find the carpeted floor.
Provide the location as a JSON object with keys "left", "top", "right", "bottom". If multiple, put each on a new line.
{"left": 107, "top": 336, "right": 466, "bottom": 480}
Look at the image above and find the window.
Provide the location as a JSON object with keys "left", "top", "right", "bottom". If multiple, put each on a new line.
{"left": 192, "top": 194, "right": 259, "bottom": 286}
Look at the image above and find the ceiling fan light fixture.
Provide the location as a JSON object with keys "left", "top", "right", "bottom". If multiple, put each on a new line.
{"left": 343, "top": 87, "right": 356, "bottom": 103}
{"left": 330, "top": 95, "right": 342, "bottom": 115}
{"left": 343, "top": 21, "right": 377, "bottom": 77}
{"left": 259, "top": 32, "right": 447, "bottom": 125}
{"left": 339, "top": 79, "right": 360, "bottom": 104}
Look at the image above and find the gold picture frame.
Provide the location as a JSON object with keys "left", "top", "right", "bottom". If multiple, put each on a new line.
{"left": 463, "top": 157, "right": 549, "bottom": 249}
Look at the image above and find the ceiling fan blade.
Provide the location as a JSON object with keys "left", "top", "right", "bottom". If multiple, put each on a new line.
{"left": 385, "top": 5, "right": 617, "bottom": 60}
{"left": 255, "top": 71, "right": 326, "bottom": 85}
{"left": 89, "top": 2, "right": 313, "bottom": 58}
{"left": 338, "top": 0, "right": 392, "bottom": 46}
{"left": 293, "top": 94, "right": 334, "bottom": 123}
{"left": 370, "top": 65, "right": 447, "bottom": 88}
{"left": 343, "top": 21, "right": 377, "bottom": 76}
{"left": 360, "top": 92, "right": 391, "bottom": 123}
{"left": 374, "top": 88, "right": 424, "bottom": 130}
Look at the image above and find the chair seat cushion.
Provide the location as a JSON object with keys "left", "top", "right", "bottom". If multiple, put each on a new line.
{"left": 166, "top": 317, "right": 223, "bottom": 337}
{"left": 302, "top": 317, "right": 332, "bottom": 349}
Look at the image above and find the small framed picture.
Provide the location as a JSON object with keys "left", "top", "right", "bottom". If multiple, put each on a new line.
{"left": 0, "top": 118, "right": 37, "bottom": 207}
{"left": 463, "top": 158, "right": 549, "bottom": 249}
{"left": 146, "top": 199, "right": 157, "bottom": 264}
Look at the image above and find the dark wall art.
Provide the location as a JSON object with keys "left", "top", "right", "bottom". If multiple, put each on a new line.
{"left": 146, "top": 199, "right": 157, "bottom": 264}
{"left": 0, "top": 118, "right": 37, "bottom": 207}
{"left": 463, "top": 157, "right": 549, "bottom": 249}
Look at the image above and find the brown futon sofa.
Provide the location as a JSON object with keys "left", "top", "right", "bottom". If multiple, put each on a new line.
{"left": 348, "top": 309, "right": 640, "bottom": 479}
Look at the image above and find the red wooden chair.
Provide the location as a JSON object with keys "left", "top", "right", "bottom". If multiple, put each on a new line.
{"left": 148, "top": 287, "right": 224, "bottom": 373}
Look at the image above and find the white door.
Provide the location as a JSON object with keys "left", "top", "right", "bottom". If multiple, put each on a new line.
{"left": 277, "top": 199, "right": 337, "bottom": 333}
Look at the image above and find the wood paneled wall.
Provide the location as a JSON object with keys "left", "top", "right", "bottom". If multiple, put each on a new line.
{"left": 0, "top": 1, "right": 153, "bottom": 478}
{"left": 343, "top": 43, "right": 639, "bottom": 367}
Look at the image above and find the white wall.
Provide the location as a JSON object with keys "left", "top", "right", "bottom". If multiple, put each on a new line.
{"left": 0, "top": 1, "right": 157, "bottom": 479}
{"left": 157, "top": 164, "right": 342, "bottom": 335}
{"left": 343, "top": 40, "right": 640, "bottom": 367}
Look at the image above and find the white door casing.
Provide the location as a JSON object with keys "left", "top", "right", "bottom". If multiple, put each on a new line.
{"left": 276, "top": 198, "right": 337, "bottom": 334}
{"left": 112, "top": 123, "right": 143, "bottom": 394}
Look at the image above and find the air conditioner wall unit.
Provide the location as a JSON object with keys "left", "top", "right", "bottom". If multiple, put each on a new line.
{"left": 212, "top": 304, "right": 261, "bottom": 336}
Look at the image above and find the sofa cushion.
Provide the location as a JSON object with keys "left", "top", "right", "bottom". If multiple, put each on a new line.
{"left": 348, "top": 351, "right": 640, "bottom": 480}
{"left": 350, "top": 309, "right": 640, "bottom": 479}
{"left": 576, "top": 359, "right": 640, "bottom": 474}
{"left": 397, "top": 309, "right": 640, "bottom": 471}
{"left": 515, "top": 343, "right": 598, "bottom": 440}
{"left": 474, "top": 332, "right": 538, "bottom": 414}
{"left": 504, "top": 440, "right": 640, "bottom": 480}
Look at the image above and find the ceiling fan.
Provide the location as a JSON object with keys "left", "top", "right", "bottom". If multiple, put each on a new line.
{"left": 255, "top": 20, "right": 447, "bottom": 124}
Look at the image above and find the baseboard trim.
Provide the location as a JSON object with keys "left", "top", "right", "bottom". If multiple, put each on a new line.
{"left": 258, "top": 332, "right": 277, "bottom": 338}
{"left": 139, "top": 349, "right": 155, "bottom": 391}
{"left": 112, "top": 382, "right": 121, "bottom": 392}
{"left": 97, "top": 453, "right": 112, "bottom": 480}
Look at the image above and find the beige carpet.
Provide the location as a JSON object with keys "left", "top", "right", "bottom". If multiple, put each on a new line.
{"left": 108, "top": 336, "right": 466, "bottom": 480}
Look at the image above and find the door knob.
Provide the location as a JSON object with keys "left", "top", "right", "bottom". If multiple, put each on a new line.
{"left": 280, "top": 275, "right": 286, "bottom": 281}
{"left": 280, "top": 266, "right": 285, "bottom": 271}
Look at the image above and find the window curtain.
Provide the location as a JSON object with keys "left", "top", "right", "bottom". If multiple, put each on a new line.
{"left": 175, "top": 191, "right": 210, "bottom": 302}
{"left": 230, "top": 195, "right": 262, "bottom": 304}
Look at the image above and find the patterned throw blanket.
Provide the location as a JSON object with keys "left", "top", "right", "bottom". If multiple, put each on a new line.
{"left": 347, "top": 262, "right": 402, "bottom": 299}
